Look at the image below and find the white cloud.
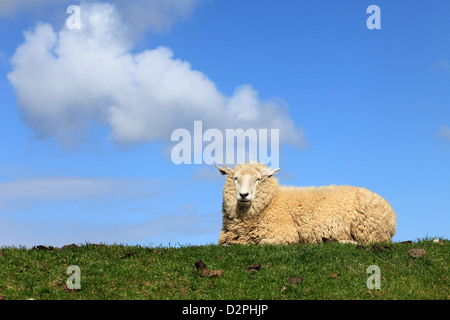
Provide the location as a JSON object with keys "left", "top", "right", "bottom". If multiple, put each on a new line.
{"left": 8, "top": 2, "right": 306, "bottom": 150}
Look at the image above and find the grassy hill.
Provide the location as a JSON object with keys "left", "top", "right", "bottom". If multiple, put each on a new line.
{"left": 0, "top": 238, "right": 448, "bottom": 300}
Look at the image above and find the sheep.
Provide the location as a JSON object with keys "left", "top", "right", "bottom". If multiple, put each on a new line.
{"left": 215, "top": 162, "right": 396, "bottom": 245}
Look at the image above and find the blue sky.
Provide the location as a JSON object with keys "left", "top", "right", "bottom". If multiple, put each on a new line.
{"left": 0, "top": 0, "right": 449, "bottom": 247}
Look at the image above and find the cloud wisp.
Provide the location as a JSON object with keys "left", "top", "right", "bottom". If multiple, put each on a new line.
{"left": 0, "top": 176, "right": 155, "bottom": 211}
{"left": 7, "top": 2, "right": 306, "bottom": 151}
{"left": 436, "top": 125, "right": 450, "bottom": 142}
{"left": 0, "top": 0, "right": 199, "bottom": 32}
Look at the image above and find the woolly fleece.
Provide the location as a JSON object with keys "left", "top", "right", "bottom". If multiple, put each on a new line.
{"left": 217, "top": 163, "right": 396, "bottom": 245}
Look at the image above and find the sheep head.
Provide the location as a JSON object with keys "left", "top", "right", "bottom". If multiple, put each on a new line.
{"left": 216, "top": 163, "right": 280, "bottom": 212}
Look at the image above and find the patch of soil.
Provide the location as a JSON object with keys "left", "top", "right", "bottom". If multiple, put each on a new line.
{"left": 32, "top": 245, "right": 55, "bottom": 251}
{"left": 149, "top": 249, "right": 168, "bottom": 255}
{"left": 194, "top": 259, "right": 223, "bottom": 277}
{"left": 200, "top": 269, "right": 224, "bottom": 277}
{"left": 61, "top": 243, "right": 78, "bottom": 249}
{"left": 195, "top": 259, "right": 207, "bottom": 270}
{"left": 287, "top": 276, "right": 303, "bottom": 284}
{"left": 408, "top": 249, "right": 426, "bottom": 258}
{"left": 119, "top": 251, "right": 136, "bottom": 259}
{"left": 371, "top": 243, "right": 394, "bottom": 251}
{"left": 244, "top": 263, "right": 261, "bottom": 271}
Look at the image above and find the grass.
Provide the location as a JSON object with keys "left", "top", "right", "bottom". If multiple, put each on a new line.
{"left": 0, "top": 238, "right": 448, "bottom": 300}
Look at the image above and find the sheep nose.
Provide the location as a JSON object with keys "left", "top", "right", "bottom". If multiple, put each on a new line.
{"left": 239, "top": 192, "right": 249, "bottom": 199}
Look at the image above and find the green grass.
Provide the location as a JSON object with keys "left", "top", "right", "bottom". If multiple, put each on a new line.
{"left": 0, "top": 238, "right": 448, "bottom": 300}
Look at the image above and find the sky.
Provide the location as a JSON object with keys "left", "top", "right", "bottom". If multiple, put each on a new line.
{"left": 0, "top": 0, "right": 449, "bottom": 248}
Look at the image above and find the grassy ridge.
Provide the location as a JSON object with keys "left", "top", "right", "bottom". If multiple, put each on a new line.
{"left": 0, "top": 239, "right": 448, "bottom": 300}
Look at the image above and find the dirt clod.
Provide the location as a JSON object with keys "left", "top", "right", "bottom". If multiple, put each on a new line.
{"left": 371, "top": 243, "right": 394, "bottom": 251}
{"left": 195, "top": 259, "right": 207, "bottom": 270}
{"left": 194, "top": 259, "right": 223, "bottom": 277}
{"left": 119, "top": 251, "right": 136, "bottom": 259}
{"left": 62, "top": 243, "right": 78, "bottom": 250}
{"left": 32, "top": 245, "right": 55, "bottom": 251}
{"left": 287, "top": 276, "right": 303, "bottom": 284}
{"left": 199, "top": 269, "right": 224, "bottom": 277}
{"left": 408, "top": 249, "right": 426, "bottom": 258}
{"left": 150, "top": 249, "right": 168, "bottom": 255}
{"left": 245, "top": 263, "right": 261, "bottom": 271}
{"left": 371, "top": 243, "right": 386, "bottom": 251}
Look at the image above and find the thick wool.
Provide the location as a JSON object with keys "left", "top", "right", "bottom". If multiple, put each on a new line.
{"left": 218, "top": 163, "right": 396, "bottom": 245}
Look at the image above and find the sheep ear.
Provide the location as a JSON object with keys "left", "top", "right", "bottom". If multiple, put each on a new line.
{"left": 262, "top": 167, "right": 280, "bottom": 178}
{"left": 215, "top": 165, "right": 231, "bottom": 176}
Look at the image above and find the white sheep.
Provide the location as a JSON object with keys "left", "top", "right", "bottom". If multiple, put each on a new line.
{"left": 216, "top": 162, "right": 396, "bottom": 245}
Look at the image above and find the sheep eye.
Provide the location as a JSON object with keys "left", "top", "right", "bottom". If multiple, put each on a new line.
{"left": 234, "top": 177, "right": 238, "bottom": 181}
{"left": 256, "top": 178, "right": 261, "bottom": 183}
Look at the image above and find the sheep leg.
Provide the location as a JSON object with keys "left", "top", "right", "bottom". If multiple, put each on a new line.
{"left": 218, "top": 229, "right": 251, "bottom": 245}
{"left": 250, "top": 225, "right": 300, "bottom": 245}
